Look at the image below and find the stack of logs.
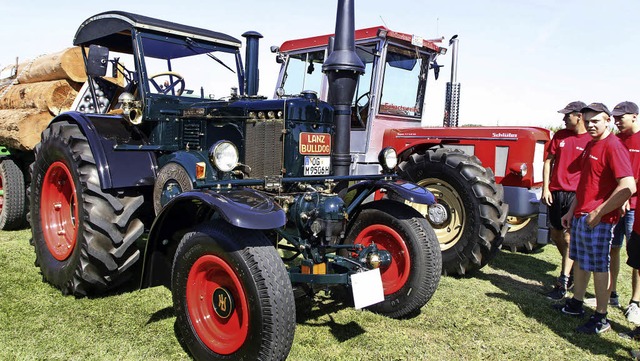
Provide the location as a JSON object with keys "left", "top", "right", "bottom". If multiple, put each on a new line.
{"left": 0, "top": 47, "right": 86, "bottom": 151}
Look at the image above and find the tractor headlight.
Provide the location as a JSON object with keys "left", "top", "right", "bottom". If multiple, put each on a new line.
{"left": 209, "top": 141, "right": 239, "bottom": 172}
{"left": 509, "top": 162, "right": 527, "bottom": 177}
{"left": 378, "top": 147, "right": 398, "bottom": 173}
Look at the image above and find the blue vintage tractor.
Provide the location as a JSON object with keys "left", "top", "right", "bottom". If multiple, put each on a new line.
{"left": 29, "top": 1, "right": 441, "bottom": 359}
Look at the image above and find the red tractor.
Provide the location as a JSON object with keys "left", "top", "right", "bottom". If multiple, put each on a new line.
{"left": 272, "top": 27, "right": 551, "bottom": 275}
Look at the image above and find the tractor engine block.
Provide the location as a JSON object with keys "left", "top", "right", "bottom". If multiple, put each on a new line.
{"left": 288, "top": 192, "right": 347, "bottom": 246}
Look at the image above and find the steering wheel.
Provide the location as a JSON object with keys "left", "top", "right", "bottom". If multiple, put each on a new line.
{"left": 354, "top": 92, "right": 370, "bottom": 127}
{"left": 149, "top": 71, "right": 185, "bottom": 96}
{"left": 356, "top": 92, "right": 370, "bottom": 107}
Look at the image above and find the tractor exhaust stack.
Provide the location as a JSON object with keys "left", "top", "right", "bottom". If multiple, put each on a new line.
{"left": 323, "top": 0, "right": 364, "bottom": 176}
{"left": 443, "top": 35, "right": 460, "bottom": 127}
{"left": 242, "top": 31, "right": 263, "bottom": 96}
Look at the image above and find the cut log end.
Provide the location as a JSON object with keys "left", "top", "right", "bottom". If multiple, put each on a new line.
{"left": 0, "top": 109, "right": 52, "bottom": 150}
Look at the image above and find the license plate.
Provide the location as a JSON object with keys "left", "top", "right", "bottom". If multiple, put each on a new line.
{"left": 350, "top": 268, "right": 384, "bottom": 309}
{"left": 304, "top": 156, "right": 330, "bottom": 176}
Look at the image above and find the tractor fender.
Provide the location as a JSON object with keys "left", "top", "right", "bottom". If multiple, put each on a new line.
{"left": 156, "top": 151, "right": 209, "bottom": 185}
{"left": 382, "top": 129, "right": 443, "bottom": 162}
{"left": 348, "top": 179, "right": 436, "bottom": 205}
{"left": 140, "top": 188, "right": 286, "bottom": 289}
{"left": 47, "top": 111, "right": 157, "bottom": 190}
{"left": 397, "top": 143, "right": 442, "bottom": 162}
{"left": 155, "top": 188, "right": 286, "bottom": 231}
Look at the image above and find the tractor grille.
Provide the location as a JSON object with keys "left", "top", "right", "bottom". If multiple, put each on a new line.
{"left": 245, "top": 120, "right": 284, "bottom": 178}
{"left": 182, "top": 121, "right": 202, "bottom": 150}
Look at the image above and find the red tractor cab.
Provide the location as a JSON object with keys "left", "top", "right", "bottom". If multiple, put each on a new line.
{"left": 273, "top": 26, "right": 551, "bottom": 275}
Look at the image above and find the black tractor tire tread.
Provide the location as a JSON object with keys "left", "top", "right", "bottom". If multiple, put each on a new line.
{"left": 85, "top": 182, "right": 125, "bottom": 213}
{"left": 398, "top": 148, "right": 508, "bottom": 276}
{"left": 173, "top": 221, "right": 295, "bottom": 360}
{"left": 31, "top": 120, "right": 144, "bottom": 296}
{"left": 346, "top": 200, "right": 441, "bottom": 319}
{"left": 0, "top": 158, "right": 27, "bottom": 230}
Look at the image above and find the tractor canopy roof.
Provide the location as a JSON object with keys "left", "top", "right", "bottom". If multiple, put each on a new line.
{"left": 73, "top": 11, "right": 242, "bottom": 53}
{"left": 278, "top": 26, "right": 444, "bottom": 54}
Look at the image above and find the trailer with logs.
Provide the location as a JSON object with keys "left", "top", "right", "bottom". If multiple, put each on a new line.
{"left": 0, "top": 47, "right": 96, "bottom": 229}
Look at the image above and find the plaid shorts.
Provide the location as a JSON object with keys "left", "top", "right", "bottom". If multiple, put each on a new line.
{"left": 569, "top": 214, "right": 614, "bottom": 273}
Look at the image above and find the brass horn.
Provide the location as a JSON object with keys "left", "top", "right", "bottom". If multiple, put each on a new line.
{"left": 117, "top": 92, "right": 143, "bottom": 125}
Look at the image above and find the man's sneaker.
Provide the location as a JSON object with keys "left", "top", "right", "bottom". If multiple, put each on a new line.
{"left": 576, "top": 315, "right": 611, "bottom": 334}
{"left": 619, "top": 327, "right": 640, "bottom": 341}
{"left": 546, "top": 275, "right": 569, "bottom": 300}
{"left": 610, "top": 292, "right": 620, "bottom": 307}
{"left": 546, "top": 285, "right": 567, "bottom": 300}
{"left": 626, "top": 304, "right": 640, "bottom": 325}
{"left": 553, "top": 299, "right": 585, "bottom": 317}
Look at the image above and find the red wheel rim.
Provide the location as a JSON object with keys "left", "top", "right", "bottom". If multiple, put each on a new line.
{"left": 40, "top": 161, "right": 78, "bottom": 261}
{"left": 186, "top": 254, "right": 249, "bottom": 355}
{"left": 354, "top": 224, "right": 410, "bottom": 295}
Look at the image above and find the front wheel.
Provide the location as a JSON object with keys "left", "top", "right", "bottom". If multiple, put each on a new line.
{"left": 397, "top": 148, "right": 508, "bottom": 275}
{"left": 172, "top": 221, "right": 295, "bottom": 361}
{"left": 344, "top": 200, "right": 441, "bottom": 318}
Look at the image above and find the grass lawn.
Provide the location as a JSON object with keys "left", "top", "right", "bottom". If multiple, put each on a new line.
{"left": 1, "top": 228, "right": 638, "bottom": 360}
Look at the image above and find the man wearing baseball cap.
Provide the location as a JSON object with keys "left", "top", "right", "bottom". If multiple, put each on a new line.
{"left": 586, "top": 101, "right": 640, "bottom": 311}
{"left": 555, "top": 103, "right": 635, "bottom": 334}
{"left": 543, "top": 101, "right": 590, "bottom": 300}
{"left": 605, "top": 102, "right": 640, "bottom": 341}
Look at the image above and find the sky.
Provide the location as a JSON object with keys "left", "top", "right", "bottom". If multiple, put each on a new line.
{"left": 0, "top": 0, "right": 638, "bottom": 128}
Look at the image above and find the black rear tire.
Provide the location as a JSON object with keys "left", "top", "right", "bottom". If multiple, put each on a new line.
{"left": 30, "top": 120, "right": 144, "bottom": 296}
{"left": 397, "top": 148, "right": 508, "bottom": 275}
{"left": 172, "top": 221, "right": 295, "bottom": 361}
{"left": 0, "top": 158, "right": 27, "bottom": 230}
{"left": 344, "top": 200, "right": 441, "bottom": 318}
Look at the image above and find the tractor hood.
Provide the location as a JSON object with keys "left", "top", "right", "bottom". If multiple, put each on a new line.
{"left": 384, "top": 126, "right": 551, "bottom": 187}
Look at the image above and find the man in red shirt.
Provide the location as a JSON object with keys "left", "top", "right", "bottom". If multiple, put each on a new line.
{"left": 605, "top": 102, "right": 640, "bottom": 335}
{"left": 556, "top": 103, "right": 635, "bottom": 335}
{"left": 543, "top": 101, "right": 590, "bottom": 300}
{"left": 585, "top": 101, "right": 640, "bottom": 310}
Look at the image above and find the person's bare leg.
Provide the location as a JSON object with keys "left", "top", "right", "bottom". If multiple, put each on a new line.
{"left": 632, "top": 269, "right": 640, "bottom": 302}
{"left": 594, "top": 271, "right": 610, "bottom": 314}
{"left": 572, "top": 262, "right": 590, "bottom": 301}
{"left": 561, "top": 230, "right": 573, "bottom": 278}
{"left": 609, "top": 246, "right": 621, "bottom": 295}
{"left": 551, "top": 228, "right": 565, "bottom": 250}
{"left": 551, "top": 228, "right": 572, "bottom": 279}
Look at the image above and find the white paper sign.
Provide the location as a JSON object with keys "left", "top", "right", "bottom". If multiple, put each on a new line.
{"left": 350, "top": 268, "right": 385, "bottom": 309}
{"left": 411, "top": 35, "right": 424, "bottom": 46}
